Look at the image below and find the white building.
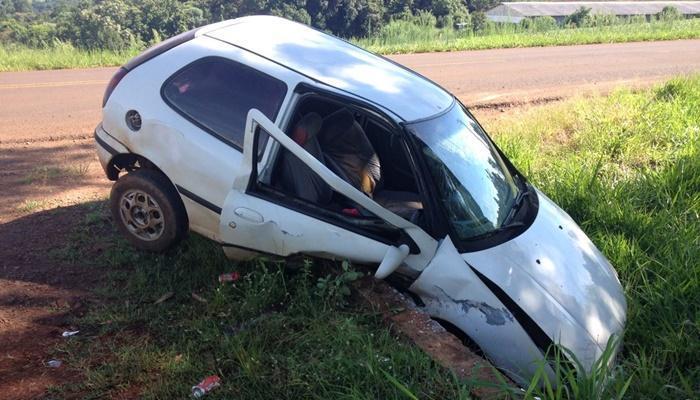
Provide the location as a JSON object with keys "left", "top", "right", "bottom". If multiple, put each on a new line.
{"left": 485, "top": 1, "right": 700, "bottom": 23}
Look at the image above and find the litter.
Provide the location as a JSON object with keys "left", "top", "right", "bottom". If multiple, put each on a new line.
{"left": 218, "top": 272, "right": 240, "bottom": 283}
{"left": 47, "top": 359, "right": 62, "bottom": 368}
{"left": 191, "top": 375, "right": 221, "bottom": 398}
{"left": 62, "top": 330, "right": 80, "bottom": 337}
{"left": 154, "top": 291, "right": 174, "bottom": 304}
{"left": 191, "top": 292, "right": 208, "bottom": 303}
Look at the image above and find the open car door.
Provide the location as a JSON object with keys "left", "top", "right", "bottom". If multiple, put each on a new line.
{"left": 218, "top": 109, "right": 439, "bottom": 273}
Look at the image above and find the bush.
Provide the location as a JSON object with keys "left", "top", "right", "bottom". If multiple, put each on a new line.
{"left": 519, "top": 16, "right": 558, "bottom": 32}
{"left": 564, "top": 6, "right": 591, "bottom": 28}
{"left": 657, "top": 6, "right": 682, "bottom": 22}
{"left": 584, "top": 13, "right": 621, "bottom": 27}
{"left": 471, "top": 11, "right": 487, "bottom": 33}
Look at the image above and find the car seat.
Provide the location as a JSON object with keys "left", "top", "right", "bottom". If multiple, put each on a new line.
{"left": 318, "top": 108, "right": 423, "bottom": 221}
{"left": 277, "top": 113, "right": 333, "bottom": 204}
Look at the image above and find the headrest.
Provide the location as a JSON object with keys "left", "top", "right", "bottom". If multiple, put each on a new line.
{"left": 321, "top": 108, "right": 355, "bottom": 141}
{"left": 293, "top": 112, "right": 322, "bottom": 144}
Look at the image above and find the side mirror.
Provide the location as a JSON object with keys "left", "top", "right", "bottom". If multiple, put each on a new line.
{"left": 375, "top": 244, "right": 410, "bottom": 279}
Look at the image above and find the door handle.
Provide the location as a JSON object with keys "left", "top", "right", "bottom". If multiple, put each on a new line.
{"left": 234, "top": 207, "right": 264, "bottom": 223}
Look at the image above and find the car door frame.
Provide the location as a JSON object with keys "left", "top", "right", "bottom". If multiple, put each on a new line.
{"left": 220, "top": 104, "right": 439, "bottom": 272}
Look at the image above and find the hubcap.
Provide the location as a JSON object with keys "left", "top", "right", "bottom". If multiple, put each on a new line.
{"left": 119, "top": 190, "right": 164, "bottom": 241}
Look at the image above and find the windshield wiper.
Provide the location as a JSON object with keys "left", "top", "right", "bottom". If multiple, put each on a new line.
{"left": 503, "top": 185, "right": 533, "bottom": 226}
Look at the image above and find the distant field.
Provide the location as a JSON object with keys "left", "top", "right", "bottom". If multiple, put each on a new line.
{"left": 1, "top": 19, "right": 699, "bottom": 72}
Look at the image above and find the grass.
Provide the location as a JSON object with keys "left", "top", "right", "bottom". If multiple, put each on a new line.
{"left": 16, "top": 199, "right": 49, "bottom": 213}
{"left": 356, "top": 18, "right": 700, "bottom": 54}
{"left": 22, "top": 164, "right": 90, "bottom": 184}
{"left": 1, "top": 19, "right": 699, "bottom": 71}
{"left": 51, "top": 75, "right": 699, "bottom": 399}
{"left": 0, "top": 42, "right": 140, "bottom": 72}
{"left": 50, "top": 221, "right": 474, "bottom": 399}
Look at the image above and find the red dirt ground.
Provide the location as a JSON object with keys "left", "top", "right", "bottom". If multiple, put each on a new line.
{"left": 0, "top": 136, "right": 109, "bottom": 399}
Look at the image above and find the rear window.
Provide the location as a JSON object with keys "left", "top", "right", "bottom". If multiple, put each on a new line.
{"left": 162, "top": 57, "right": 287, "bottom": 149}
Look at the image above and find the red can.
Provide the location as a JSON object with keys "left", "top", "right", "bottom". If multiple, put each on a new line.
{"left": 191, "top": 375, "right": 221, "bottom": 398}
{"left": 218, "top": 272, "right": 240, "bottom": 283}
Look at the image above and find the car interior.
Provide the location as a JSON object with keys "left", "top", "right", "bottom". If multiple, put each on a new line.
{"left": 267, "top": 95, "right": 425, "bottom": 226}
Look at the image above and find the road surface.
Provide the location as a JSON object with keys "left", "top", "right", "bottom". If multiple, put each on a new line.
{"left": 1, "top": 39, "right": 699, "bottom": 141}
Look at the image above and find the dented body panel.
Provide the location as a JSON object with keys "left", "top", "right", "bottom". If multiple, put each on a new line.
{"left": 463, "top": 192, "right": 626, "bottom": 369}
{"left": 410, "top": 237, "right": 543, "bottom": 385}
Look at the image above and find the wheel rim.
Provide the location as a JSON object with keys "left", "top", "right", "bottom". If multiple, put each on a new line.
{"left": 119, "top": 190, "right": 164, "bottom": 241}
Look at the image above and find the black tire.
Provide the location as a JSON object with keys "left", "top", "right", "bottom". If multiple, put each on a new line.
{"left": 110, "top": 169, "right": 188, "bottom": 252}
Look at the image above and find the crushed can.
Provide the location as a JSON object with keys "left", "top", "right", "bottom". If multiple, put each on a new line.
{"left": 191, "top": 375, "right": 221, "bottom": 398}
{"left": 218, "top": 272, "right": 240, "bottom": 283}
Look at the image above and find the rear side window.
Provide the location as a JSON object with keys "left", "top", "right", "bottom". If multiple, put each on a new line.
{"left": 162, "top": 57, "right": 287, "bottom": 149}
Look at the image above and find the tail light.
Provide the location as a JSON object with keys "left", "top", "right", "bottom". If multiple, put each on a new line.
{"left": 102, "top": 67, "right": 129, "bottom": 107}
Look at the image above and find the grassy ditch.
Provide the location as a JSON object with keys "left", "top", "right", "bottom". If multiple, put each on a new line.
{"left": 1, "top": 19, "right": 699, "bottom": 72}
{"left": 52, "top": 76, "right": 698, "bottom": 399}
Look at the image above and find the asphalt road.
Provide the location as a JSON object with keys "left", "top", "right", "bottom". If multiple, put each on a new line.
{"left": 1, "top": 39, "right": 699, "bottom": 141}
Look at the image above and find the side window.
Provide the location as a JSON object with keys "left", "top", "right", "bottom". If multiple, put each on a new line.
{"left": 162, "top": 57, "right": 287, "bottom": 148}
{"left": 251, "top": 128, "right": 406, "bottom": 244}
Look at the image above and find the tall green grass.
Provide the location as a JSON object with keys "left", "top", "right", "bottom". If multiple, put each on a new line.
{"left": 51, "top": 76, "right": 699, "bottom": 398}
{"left": 0, "top": 42, "right": 140, "bottom": 72}
{"left": 356, "top": 18, "right": 700, "bottom": 54}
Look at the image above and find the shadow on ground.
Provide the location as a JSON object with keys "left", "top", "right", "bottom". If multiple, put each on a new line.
{"left": 0, "top": 201, "right": 109, "bottom": 400}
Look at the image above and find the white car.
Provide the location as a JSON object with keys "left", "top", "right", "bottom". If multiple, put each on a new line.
{"left": 95, "top": 16, "right": 626, "bottom": 386}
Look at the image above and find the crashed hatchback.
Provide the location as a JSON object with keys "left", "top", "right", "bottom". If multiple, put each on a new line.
{"left": 95, "top": 16, "right": 627, "bottom": 386}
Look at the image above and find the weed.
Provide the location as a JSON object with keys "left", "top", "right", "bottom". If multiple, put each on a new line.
{"left": 22, "top": 164, "right": 90, "bottom": 184}
{"left": 315, "top": 260, "right": 364, "bottom": 306}
{"left": 16, "top": 199, "right": 48, "bottom": 213}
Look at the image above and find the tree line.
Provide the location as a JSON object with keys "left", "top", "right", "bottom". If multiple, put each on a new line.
{"left": 0, "top": 0, "right": 501, "bottom": 49}
{"left": 0, "top": 1, "right": 686, "bottom": 50}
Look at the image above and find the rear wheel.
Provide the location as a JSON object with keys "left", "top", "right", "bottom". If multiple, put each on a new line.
{"left": 110, "top": 169, "right": 187, "bottom": 252}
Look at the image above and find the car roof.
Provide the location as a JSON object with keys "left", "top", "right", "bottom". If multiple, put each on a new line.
{"left": 203, "top": 16, "right": 454, "bottom": 122}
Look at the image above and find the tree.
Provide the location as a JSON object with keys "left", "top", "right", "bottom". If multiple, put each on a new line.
{"left": 471, "top": 10, "right": 486, "bottom": 32}
{"left": 657, "top": 6, "right": 681, "bottom": 22}
{"left": 430, "top": 0, "right": 469, "bottom": 28}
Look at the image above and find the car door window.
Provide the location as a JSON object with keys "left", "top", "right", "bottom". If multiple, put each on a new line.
{"left": 162, "top": 57, "right": 287, "bottom": 149}
{"left": 251, "top": 127, "right": 408, "bottom": 245}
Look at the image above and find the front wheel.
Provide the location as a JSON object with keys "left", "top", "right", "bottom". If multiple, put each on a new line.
{"left": 110, "top": 169, "right": 188, "bottom": 252}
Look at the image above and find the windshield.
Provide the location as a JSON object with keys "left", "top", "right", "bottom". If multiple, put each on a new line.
{"left": 408, "top": 103, "right": 519, "bottom": 240}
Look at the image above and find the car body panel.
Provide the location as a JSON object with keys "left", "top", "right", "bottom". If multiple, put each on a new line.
{"left": 409, "top": 236, "right": 544, "bottom": 385}
{"left": 463, "top": 191, "right": 626, "bottom": 368}
{"left": 102, "top": 35, "right": 307, "bottom": 240}
{"left": 205, "top": 16, "right": 453, "bottom": 122}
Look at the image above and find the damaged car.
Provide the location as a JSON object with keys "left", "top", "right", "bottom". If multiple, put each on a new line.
{"left": 95, "top": 16, "right": 627, "bottom": 386}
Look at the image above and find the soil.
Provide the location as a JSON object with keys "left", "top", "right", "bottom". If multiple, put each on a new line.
{"left": 0, "top": 136, "right": 110, "bottom": 400}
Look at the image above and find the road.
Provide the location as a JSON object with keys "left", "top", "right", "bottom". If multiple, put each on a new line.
{"left": 1, "top": 39, "right": 699, "bottom": 141}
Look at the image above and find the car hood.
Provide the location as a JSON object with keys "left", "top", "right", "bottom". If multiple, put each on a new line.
{"left": 462, "top": 191, "right": 627, "bottom": 362}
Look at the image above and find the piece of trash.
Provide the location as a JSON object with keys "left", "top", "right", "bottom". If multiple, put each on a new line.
{"left": 154, "top": 291, "right": 174, "bottom": 305}
{"left": 191, "top": 292, "right": 208, "bottom": 303}
{"left": 191, "top": 375, "right": 221, "bottom": 398}
{"left": 218, "top": 272, "right": 240, "bottom": 283}
{"left": 62, "top": 330, "right": 80, "bottom": 337}
{"left": 47, "top": 359, "right": 62, "bottom": 368}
